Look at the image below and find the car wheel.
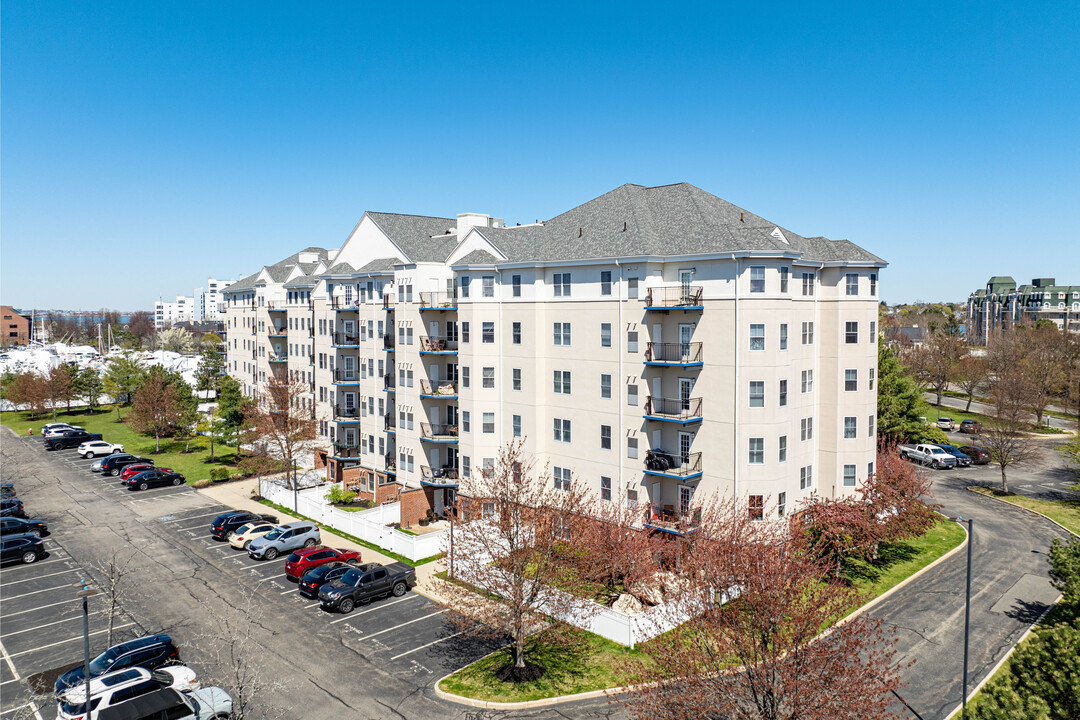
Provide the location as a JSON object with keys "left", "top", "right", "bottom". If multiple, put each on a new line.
{"left": 112, "top": 469, "right": 121, "bottom": 477}
{"left": 21, "top": 551, "right": 38, "bottom": 564}
{"left": 243, "top": 540, "right": 251, "bottom": 550}
{"left": 172, "top": 477, "right": 182, "bottom": 486}
{"left": 82, "top": 452, "right": 92, "bottom": 459}
{"left": 339, "top": 599, "right": 354, "bottom": 614}
{"left": 139, "top": 482, "right": 148, "bottom": 490}
{"left": 225, "top": 530, "right": 235, "bottom": 540}
{"left": 392, "top": 582, "right": 407, "bottom": 597}
{"left": 303, "top": 538, "right": 316, "bottom": 548}
{"left": 264, "top": 548, "right": 278, "bottom": 560}
{"left": 347, "top": 559, "right": 360, "bottom": 567}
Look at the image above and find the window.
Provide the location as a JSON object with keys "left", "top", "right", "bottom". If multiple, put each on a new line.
{"left": 779, "top": 379, "right": 788, "bottom": 406}
{"left": 749, "top": 381, "right": 765, "bottom": 407}
{"left": 512, "top": 275, "right": 521, "bottom": 297}
{"left": 601, "top": 425, "right": 612, "bottom": 450}
{"left": 778, "top": 492, "right": 787, "bottom": 516}
{"left": 600, "top": 374, "right": 612, "bottom": 398}
{"left": 627, "top": 436, "right": 638, "bottom": 459}
{"left": 601, "top": 476, "right": 612, "bottom": 501}
{"left": 601, "top": 270, "right": 612, "bottom": 296}
{"left": 779, "top": 323, "right": 788, "bottom": 350}
{"left": 601, "top": 323, "right": 612, "bottom": 348}
{"left": 800, "top": 465, "right": 813, "bottom": 490}
{"left": 482, "top": 412, "right": 495, "bottom": 434}
{"left": 482, "top": 367, "right": 495, "bottom": 389}
{"left": 845, "top": 369, "right": 858, "bottom": 392}
{"left": 845, "top": 321, "right": 858, "bottom": 344}
{"left": 869, "top": 414, "right": 875, "bottom": 437}
{"left": 482, "top": 322, "right": 494, "bottom": 343}
{"left": 512, "top": 368, "right": 522, "bottom": 391}
{"left": 627, "top": 331, "right": 639, "bottom": 353}
{"left": 868, "top": 461, "right": 875, "bottom": 479}
{"left": 801, "top": 417, "right": 813, "bottom": 441}
{"left": 750, "top": 323, "right": 765, "bottom": 351}
{"left": 553, "top": 323, "right": 571, "bottom": 346}
{"left": 844, "top": 417, "right": 857, "bottom": 439}
{"left": 462, "top": 322, "right": 470, "bottom": 343}
{"left": 628, "top": 277, "right": 639, "bottom": 299}
{"left": 462, "top": 367, "right": 470, "bottom": 388}
{"left": 749, "top": 438, "right": 764, "bottom": 464}
{"left": 462, "top": 411, "right": 471, "bottom": 432}
{"left": 460, "top": 276, "right": 470, "bottom": 298}
{"left": 512, "top": 322, "right": 521, "bottom": 344}
{"left": 554, "top": 418, "right": 572, "bottom": 443}
{"left": 780, "top": 267, "right": 789, "bottom": 293}
{"left": 846, "top": 273, "right": 859, "bottom": 296}
{"left": 512, "top": 414, "right": 522, "bottom": 437}
{"left": 627, "top": 384, "right": 638, "bottom": 406}
{"left": 843, "top": 464, "right": 857, "bottom": 487}
{"left": 749, "top": 495, "right": 764, "bottom": 520}
{"left": 870, "top": 321, "right": 877, "bottom": 343}
{"left": 802, "top": 272, "right": 815, "bottom": 296}
{"left": 870, "top": 273, "right": 877, "bottom": 295}
{"left": 482, "top": 276, "right": 494, "bottom": 298}
{"left": 553, "top": 273, "right": 571, "bottom": 297}
{"left": 553, "top": 466, "right": 572, "bottom": 491}
{"left": 801, "top": 370, "right": 813, "bottom": 393}
{"left": 801, "top": 321, "right": 814, "bottom": 345}
{"left": 553, "top": 370, "right": 571, "bottom": 394}
{"left": 869, "top": 368, "right": 876, "bottom": 390}
{"left": 779, "top": 435, "right": 787, "bottom": 462}
{"left": 462, "top": 456, "right": 471, "bottom": 478}
{"left": 750, "top": 266, "right": 765, "bottom": 293}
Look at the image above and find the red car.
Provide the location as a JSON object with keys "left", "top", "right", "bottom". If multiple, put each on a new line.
{"left": 283, "top": 547, "right": 361, "bottom": 581}
{"left": 119, "top": 463, "right": 162, "bottom": 480}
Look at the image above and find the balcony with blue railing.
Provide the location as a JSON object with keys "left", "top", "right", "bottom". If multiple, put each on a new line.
{"left": 419, "top": 335, "right": 458, "bottom": 355}
{"left": 268, "top": 355, "right": 287, "bottom": 364}
{"left": 331, "top": 442, "right": 360, "bottom": 459}
{"left": 644, "top": 396, "right": 703, "bottom": 424}
{"left": 644, "top": 285, "right": 704, "bottom": 311}
{"left": 333, "top": 405, "right": 361, "bottom": 423}
{"left": 330, "top": 296, "right": 360, "bottom": 311}
{"left": 419, "top": 292, "right": 457, "bottom": 312}
{"left": 332, "top": 369, "right": 361, "bottom": 385}
{"left": 419, "top": 380, "right": 457, "bottom": 400}
{"left": 383, "top": 333, "right": 395, "bottom": 352}
{"left": 420, "top": 423, "right": 458, "bottom": 443}
{"left": 643, "top": 450, "right": 702, "bottom": 480}
{"left": 331, "top": 331, "right": 359, "bottom": 348}
{"left": 644, "top": 342, "right": 703, "bottom": 368}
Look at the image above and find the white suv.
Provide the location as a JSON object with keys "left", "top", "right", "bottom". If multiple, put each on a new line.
{"left": 79, "top": 441, "right": 125, "bottom": 458}
{"left": 247, "top": 521, "right": 321, "bottom": 560}
{"left": 56, "top": 665, "right": 200, "bottom": 719}
{"left": 43, "top": 424, "right": 83, "bottom": 438}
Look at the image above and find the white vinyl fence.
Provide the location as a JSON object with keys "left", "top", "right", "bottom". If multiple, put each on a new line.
{"left": 259, "top": 480, "right": 445, "bottom": 562}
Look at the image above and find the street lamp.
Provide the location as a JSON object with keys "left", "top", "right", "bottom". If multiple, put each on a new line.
{"left": 74, "top": 580, "right": 100, "bottom": 718}
{"left": 948, "top": 516, "right": 974, "bottom": 718}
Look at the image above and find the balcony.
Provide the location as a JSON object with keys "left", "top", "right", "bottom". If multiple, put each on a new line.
{"left": 330, "top": 297, "right": 360, "bottom": 311}
{"left": 380, "top": 333, "right": 394, "bottom": 352}
{"left": 644, "top": 342, "right": 704, "bottom": 367}
{"left": 383, "top": 452, "right": 397, "bottom": 474}
{"left": 644, "top": 450, "right": 703, "bottom": 480}
{"left": 420, "top": 380, "right": 457, "bottom": 399}
{"left": 267, "top": 327, "right": 287, "bottom": 338}
{"left": 420, "top": 423, "right": 458, "bottom": 443}
{"left": 268, "top": 355, "right": 287, "bottom": 364}
{"left": 332, "top": 369, "right": 361, "bottom": 384}
{"left": 419, "top": 292, "right": 457, "bottom": 312}
{"left": 383, "top": 373, "right": 396, "bottom": 393}
{"left": 384, "top": 412, "right": 396, "bottom": 433}
{"left": 334, "top": 405, "right": 360, "bottom": 421}
{"left": 266, "top": 302, "right": 286, "bottom": 312}
{"left": 383, "top": 295, "right": 395, "bottom": 311}
{"left": 331, "top": 443, "right": 360, "bottom": 459}
{"left": 643, "top": 505, "right": 701, "bottom": 535}
{"left": 419, "top": 336, "right": 458, "bottom": 355}
{"left": 331, "top": 332, "right": 359, "bottom": 348}
{"left": 644, "top": 285, "right": 704, "bottom": 311}
{"left": 644, "top": 396, "right": 703, "bottom": 424}
{"left": 421, "top": 465, "right": 460, "bottom": 487}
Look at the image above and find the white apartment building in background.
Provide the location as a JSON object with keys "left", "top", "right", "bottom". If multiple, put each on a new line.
{"left": 154, "top": 295, "right": 195, "bottom": 328}
{"left": 223, "top": 183, "right": 886, "bottom": 528}
{"left": 197, "top": 278, "right": 235, "bottom": 322}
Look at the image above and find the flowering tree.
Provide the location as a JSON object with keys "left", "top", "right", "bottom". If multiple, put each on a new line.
{"left": 129, "top": 371, "right": 182, "bottom": 452}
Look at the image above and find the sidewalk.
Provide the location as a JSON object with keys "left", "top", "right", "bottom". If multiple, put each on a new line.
{"left": 196, "top": 476, "right": 449, "bottom": 602}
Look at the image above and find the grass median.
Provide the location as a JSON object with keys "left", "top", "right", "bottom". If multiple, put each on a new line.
{"left": 968, "top": 486, "right": 1080, "bottom": 535}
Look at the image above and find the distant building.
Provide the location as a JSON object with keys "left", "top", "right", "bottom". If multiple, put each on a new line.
{"left": 1, "top": 306, "right": 30, "bottom": 346}
{"left": 197, "top": 278, "right": 234, "bottom": 322}
{"left": 967, "top": 276, "right": 1080, "bottom": 343}
{"left": 155, "top": 295, "right": 195, "bottom": 329}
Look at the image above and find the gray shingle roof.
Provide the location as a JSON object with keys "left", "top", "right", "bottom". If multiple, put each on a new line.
{"left": 224, "top": 247, "right": 328, "bottom": 293}
{"left": 357, "top": 257, "right": 400, "bottom": 273}
{"left": 454, "top": 249, "right": 499, "bottom": 266}
{"left": 222, "top": 271, "right": 261, "bottom": 294}
{"left": 325, "top": 262, "right": 356, "bottom": 275}
{"left": 366, "top": 213, "right": 458, "bottom": 263}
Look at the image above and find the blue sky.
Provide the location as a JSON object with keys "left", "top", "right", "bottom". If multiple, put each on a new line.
{"left": 3, "top": 1, "right": 1078, "bottom": 310}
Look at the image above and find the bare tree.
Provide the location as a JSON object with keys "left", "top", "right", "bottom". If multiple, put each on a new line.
{"left": 245, "top": 374, "right": 316, "bottom": 494}
{"left": 982, "top": 370, "right": 1039, "bottom": 493}
{"left": 925, "top": 316, "right": 967, "bottom": 407}
{"left": 1018, "top": 325, "right": 1067, "bottom": 426}
{"left": 953, "top": 355, "right": 990, "bottom": 411}
{"left": 90, "top": 550, "right": 137, "bottom": 646}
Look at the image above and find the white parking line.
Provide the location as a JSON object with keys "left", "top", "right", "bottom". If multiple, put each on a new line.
{"left": 2, "top": 611, "right": 103, "bottom": 638}
{"left": 3, "top": 583, "right": 79, "bottom": 601}
{"left": 161, "top": 511, "right": 222, "bottom": 523}
{"left": 0, "top": 638, "right": 21, "bottom": 680}
{"left": 255, "top": 575, "right": 280, "bottom": 584}
{"left": 1, "top": 596, "right": 93, "bottom": 620}
{"left": 328, "top": 594, "right": 420, "bottom": 624}
{"left": 352, "top": 608, "right": 447, "bottom": 639}
{"left": 390, "top": 631, "right": 464, "bottom": 660}
{"left": 0, "top": 568, "right": 79, "bottom": 585}
{"left": 3, "top": 556, "right": 70, "bottom": 569}
{"left": 8, "top": 623, "right": 136, "bottom": 659}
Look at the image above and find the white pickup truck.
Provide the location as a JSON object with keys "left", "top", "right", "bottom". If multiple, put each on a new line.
{"left": 898, "top": 443, "right": 957, "bottom": 469}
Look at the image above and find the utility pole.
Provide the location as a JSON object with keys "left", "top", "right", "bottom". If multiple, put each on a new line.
{"left": 75, "top": 580, "right": 100, "bottom": 716}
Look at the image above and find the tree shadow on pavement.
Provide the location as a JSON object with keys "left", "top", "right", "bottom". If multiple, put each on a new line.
{"left": 1004, "top": 598, "right": 1050, "bottom": 625}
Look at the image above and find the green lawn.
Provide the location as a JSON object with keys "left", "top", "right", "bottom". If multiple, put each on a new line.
{"left": 843, "top": 517, "right": 967, "bottom": 601}
{"left": 928, "top": 402, "right": 1064, "bottom": 435}
{"left": 968, "top": 486, "right": 1080, "bottom": 535}
{"left": 1, "top": 406, "right": 239, "bottom": 484}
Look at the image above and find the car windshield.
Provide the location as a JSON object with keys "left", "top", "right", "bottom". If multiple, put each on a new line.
{"left": 340, "top": 569, "right": 362, "bottom": 585}
{"left": 88, "top": 646, "right": 123, "bottom": 674}
{"left": 264, "top": 529, "right": 284, "bottom": 540}
{"left": 939, "top": 445, "right": 957, "bottom": 452}
{"left": 60, "top": 697, "right": 101, "bottom": 714}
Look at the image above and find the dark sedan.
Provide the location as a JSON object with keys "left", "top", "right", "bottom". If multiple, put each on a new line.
{"left": 124, "top": 470, "right": 186, "bottom": 491}
{"left": 1, "top": 483, "right": 14, "bottom": 500}
{"left": 1, "top": 516, "right": 48, "bottom": 537}
{"left": 297, "top": 562, "right": 353, "bottom": 598}
{"left": 959, "top": 445, "right": 992, "bottom": 465}
{"left": 938, "top": 444, "right": 972, "bottom": 468}
{"left": 211, "top": 511, "right": 278, "bottom": 540}
{"left": 1, "top": 499, "right": 27, "bottom": 519}
{"left": 1, "top": 534, "right": 45, "bottom": 564}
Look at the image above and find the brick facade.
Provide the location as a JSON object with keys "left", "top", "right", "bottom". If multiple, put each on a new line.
{"left": 400, "top": 486, "right": 435, "bottom": 528}
{"left": 1, "top": 306, "right": 29, "bottom": 347}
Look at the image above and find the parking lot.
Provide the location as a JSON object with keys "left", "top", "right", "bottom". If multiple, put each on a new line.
{"left": 933, "top": 430, "right": 1080, "bottom": 501}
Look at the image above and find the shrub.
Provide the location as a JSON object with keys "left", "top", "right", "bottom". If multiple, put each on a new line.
{"left": 325, "top": 485, "right": 357, "bottom": 505}
{"left": 193, "top": 478, "right": 212, "bottom": 489}
{"left": 209, "top": 467, "right": 231, "bottom": 482}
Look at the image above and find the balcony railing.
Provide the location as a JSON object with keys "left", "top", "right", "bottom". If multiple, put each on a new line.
{"left": 334, "top": 405, "right": 359, "bottom": 420}
{"left": 421, "top": 465, "right": 460, "bottom": 483}
{"left": 268, "top": 355, "right": 287, "bottom": 363}
{"left": 332, "top": 443, "right": 360, "bottom": 459}
{"left": 419, "top": 336, "right": 458, "bottom": 353}
{"left": 332, "top": 332, "right": 359, "bottom": 347}
{"left": 645, "top": 396, "right": 703, "bottom": 422}
{"left": 645, "top": 285, "right": 704, "bottom": 309}
{"left": 420, "top": 423, "right": 458, "bottom": 441}
{"left": 419, "top": 292, "right": 457, "bottom": 310}
{"left": 644, "top": 450, "right": 702, "bottom": 478}
{"left": 383, "top": 295, "right": 395, "bottom": 310}
{"left": 330, "top": 297, "right": 360, "bottom": 310}
{"left": 382, "top": 333, "right": 395, "bottom": 351}
{"left": 268, "top": 327, "right": 286, "bottom": 337}
{"left": 643, "top": 504, "right": 702, "bottom": 534}
{"left": 419, "top": 380, "right": 457, "bottom": 398}
{"left": 384, "top": 412, "right": 396, "bottom": 432}
{"left": 383, "top": 452, "right": 396, "bottom": 473}
{"left": 383, "top": 373, "right": 395, "bottom": 391}
{"left": 266, "top": 302, "right": 286, "bottom": 311}
{"left": 333, "top": 369, "right": 360, "bottom": 383}
{"left": 645, "top": 342, "right": 704, "bottom": 365}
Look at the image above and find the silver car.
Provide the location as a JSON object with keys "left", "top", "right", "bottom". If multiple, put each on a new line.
{"left": 246, "top": 521, "right": 321, "bottom": 560}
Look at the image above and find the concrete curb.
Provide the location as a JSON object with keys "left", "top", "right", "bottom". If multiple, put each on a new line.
{"left": 965, "top": 486, "right": 1080, "bottom": 538}
{"left": 433, "top": 516, "right": 971, "bottom": 710}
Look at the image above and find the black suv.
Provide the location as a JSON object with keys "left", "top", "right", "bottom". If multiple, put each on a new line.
{"left": 1, "top": 499, "right": 27, "bottom": 519}
{"left": 99, "top": 454, "right": 154, "bottom": 477}
{"left": 210, "top": 511, "right": 278, "bottom": 540}
{"left": 1, "top": 516, "right": 48, "bottom": 537}
{"left": 1, "top": 534, "right": 45, "bottom": 565}
{"left": 54, "top": 634, "right": 179, "bottom": 697}
{"left": 45, "top": 430, "right": 103, "bottom": 450}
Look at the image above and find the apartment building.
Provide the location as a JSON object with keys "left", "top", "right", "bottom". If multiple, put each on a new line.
{"left": 224, "top": 183, "right": 885, "bottom": 526}
{"left": 967, "top": 276, "right": 1080, "bottom": 343}
{"left": 197, "top": 278, "right": 235, "bottom": 322}
{"left": 154, "top": 295, "right": 195, "bottom": 329}
{"left": 1, "top": 306, "right": 31, "bottom": 346}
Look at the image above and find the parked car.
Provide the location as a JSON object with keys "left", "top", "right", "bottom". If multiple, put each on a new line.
{"left": 1, "top": 516, "right": 48, "bottom": 537}
{"left": 45, "top": 430, "right": 103, "bottom": 450}
{"left": 247, "top": 521, "right": 321, "bottom": 561}
{"left": 42, "top": 423, "right": 83, "bottom": 437}
{"left": 937, "top": 444, "right": 972, "bottom": 467}
{"left": 120, "top": 463, "right": 163, "bottom": 481}
{"left": 54, "top": 634, "right": 180, "bottom": 697}
{"left": 210, "top": 511, "right": 279, "bottom": 541}
{"left": 959, "top": 420, "right": 984, "bottom": 434}
{"left": 227, "top": 521, "right": 280, "bottom": 550}
{"left": 935, "top": 417, "right": 956, "bottom": 431}
{"left": 1, "top": 498, "right": 27, "bottom": 518}
{"left": 297, "top": 562, "right": 353, "bottom": 598}
{"left": 99, "top": 454, "right": 155, "bottom": 476}
{"left": 959, "top": 445, "right": 992, "bottom": 465}
{"left": 123, "top": 470, "right": 186, "bottom": 491}
{"left": 284, "top": 547, "right": 361, "bottom": 581}
{"left": 318, "top": 562, "right": 417, "bottom": 613}
{"left": 56, "top": 665, "right": 200, "bottom": 720}
{"left": 93, "top": 686, "right": 231, "bottom": 720}
{"left": 898, "top": 444, "right": 958, "bottom": 469}
{"left": 0, "top": 534, "right": 45, "bottom": 564}
{"left": 79, "top": 441, "right": 126, "bottom": 458}
{"left": 1, "top": 482, "right": 16, "bottom": 500}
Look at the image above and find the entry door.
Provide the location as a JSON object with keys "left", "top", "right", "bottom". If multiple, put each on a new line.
{"left": 429, "top": 448, "right": 440, "bottom": 470}
{"left": 651, "top": 429, "right": 661, "bottom": 452}
{"left": 651, "top": 377, "right": 662, "bottom": 404}
{"left": 430, "top": 406, "right": 440, "bottom": 426}
{"left": 679, "top": 377, "right": 694, "bottom": 411}
{"left": 429, "top": 364, "right": 439, "bottom": 383}
{"left": 342, "top": 319, "right": 355, "bottom": 335}
{"left": 679, "top": 431, "right": 693, "bottom": 464}
{"left": 679, "top": 270, "right": 693, "bottom": 304}
{"left": 429, "top": 321, "right": 439, "bottom": 341}
{"left": 446, "top": 448, "right": 458, "bottom": 470}
{"left": 651, "top": 323, "right": 663, "bottom": 344}
{"left": 447, "top": 405, "right": 459, "bottom": 426}
{"left": 447, "top": 363, "right": 458, "bottom": 383}
{"left": 679, "top": 323, "right": 694, "bottom": 361}
{"left": 679, "top": 485, "right": 694, "bottom": 517}
{"left": 344, "top": 392, "right": 356, "bottom": 411}
{"left": 343, "top": 356, "right": 355, "bottom": 378}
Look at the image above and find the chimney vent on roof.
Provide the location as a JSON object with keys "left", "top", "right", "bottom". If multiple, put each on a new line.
{"left": 578, "top": 227, "right": 582, "bottom": 238}
{"left": 623, "top": 221, "right": 627, "bottom": 232}
{"left": 740, "top": 212, "right": 744, "bottom": 222}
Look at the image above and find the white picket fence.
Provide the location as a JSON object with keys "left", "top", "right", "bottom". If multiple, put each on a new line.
{"left": 258, "top": 480, "right": 445, "bottom": 562}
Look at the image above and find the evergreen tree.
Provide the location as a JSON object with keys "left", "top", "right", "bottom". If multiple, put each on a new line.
{"left": 216, "top": 376, "right": 252, "bottom": 458}
{"left": 103, "top": 355, "right": 147, "bottom": 418}
{"left": 1048, "top": 537, "right": 1080, "bottom": 602}
{"left": 973, "top": 622, "right": 1079, "bottom": 720}
{"left": 877, "top": 344, "right": 945, "bottom": 444}
{"left": 195, "top": 343, "right": 225, "bottom": 394}
{"left": 74, "top": 368, "right": 105, "bottom": 412}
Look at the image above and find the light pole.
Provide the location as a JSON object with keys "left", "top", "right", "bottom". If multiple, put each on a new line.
{"left": 949, "top": 516, "right": 974, "bottom": 718}
{"left": 75, "top": 580, "right": 100, "bottom": 717}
